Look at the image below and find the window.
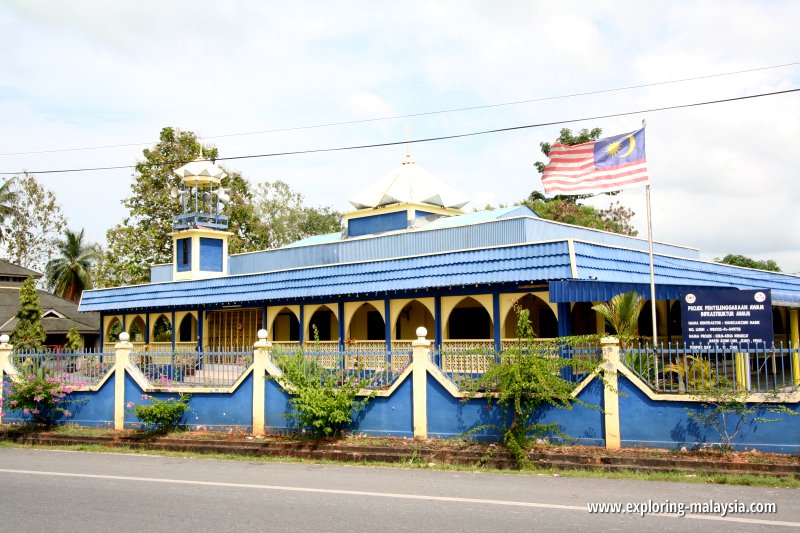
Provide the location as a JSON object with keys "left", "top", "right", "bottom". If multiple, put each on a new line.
{"left": 177, "top": 238, "right": 191, "bottom": 272}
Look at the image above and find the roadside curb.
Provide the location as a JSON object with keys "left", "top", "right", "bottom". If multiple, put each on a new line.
{"left": 3, "top": 431, "right": 799, "bottom": 479}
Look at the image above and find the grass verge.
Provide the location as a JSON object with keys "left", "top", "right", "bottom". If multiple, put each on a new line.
{"left": 1, "top": 440, "right": 796, "bottom": 489}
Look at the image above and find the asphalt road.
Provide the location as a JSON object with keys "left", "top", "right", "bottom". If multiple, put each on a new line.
{"left": 0, "top": 447, "right": 797, "bottom": 532}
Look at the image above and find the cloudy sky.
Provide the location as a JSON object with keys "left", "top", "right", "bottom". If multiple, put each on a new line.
{"left": 1, "top": 1, "right": 798, "bottom": 273}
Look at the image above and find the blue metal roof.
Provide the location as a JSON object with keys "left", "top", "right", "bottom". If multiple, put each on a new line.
{"left": 569, "top": 242, "right": 800, "bottom": 305}
{"left": 219, "top": 208, "right": 697, "bottom": 279}
{"left": 82, "top": 242, "right": 573, "bottom": 312}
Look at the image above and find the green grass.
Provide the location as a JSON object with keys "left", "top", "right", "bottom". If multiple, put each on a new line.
{"left": 0, "top": 440, "right": 796, "bottom": 489}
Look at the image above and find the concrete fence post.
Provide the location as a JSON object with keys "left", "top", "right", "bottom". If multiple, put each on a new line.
{"left": 0, "top": 334, "right": 12, "bottom": 425}
{"left": 411, "top": 326, "right": 431, "bottom": 439}
{"left": 600, "top": 336, "right": 621, "bottom": 450}
{"left": 114, "top": 332, "right": 132, "bottom": 431}
{"left": 252, "top": 329, "right": 271, "bottom": 436}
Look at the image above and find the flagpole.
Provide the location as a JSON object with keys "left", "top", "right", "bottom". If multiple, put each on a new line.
{"left": 643, "top": 120, "right": 658, "bottom": 346}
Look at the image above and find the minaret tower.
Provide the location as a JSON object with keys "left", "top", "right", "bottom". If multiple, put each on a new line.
{"left": 169, "top": 160, "right": 233, "bottom": 281}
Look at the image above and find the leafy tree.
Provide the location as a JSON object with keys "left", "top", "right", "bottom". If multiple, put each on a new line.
{"left": 98, "top": 127, "right": 267, "bottom": 287}
{"left": 716, "top": 254, "right": 781, "bottom": 272}
{"left": 0, "top": 177, "right": 18, "bottom": 244}
{"left": 0, "top": 174, "right": 67, "bottom": 275}
{"left": 527, "top": 127, "right": 637, "bottom": 236}
{"left": 592, "top": 291, "right": 645, "bottom": 348}
{"left": 64, "top": 324, "right": 83, "bottom": 352}
{"left": 251, "top": 180, "right": 343, "bottom": 249}
{"left": 10, "top": 276, "right": 47, "bottom": 351}
{"left": 45, "top": 228, "right": 100, "bottom": 303}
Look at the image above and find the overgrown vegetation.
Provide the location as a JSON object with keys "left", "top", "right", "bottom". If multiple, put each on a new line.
{"left": 127, "top": 393, "right": 191, "bottom": 434}
{"left": 465, "top": 305, "right": 601, "bottom": 467}
{"left": 270, "top": 326, "right": 372, "bottom": 437}
{"left": 688, "top": 389, "right": 797, "bottom": 451}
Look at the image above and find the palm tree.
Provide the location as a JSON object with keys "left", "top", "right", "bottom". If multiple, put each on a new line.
{"left": 592, "top": 291, "right": 645, "bottom": 348}
{"left": 46, "top": 228, "right": 100, "bottom": 302}
{"left": 0, "top": 177, "right": 18, "bottom": 243}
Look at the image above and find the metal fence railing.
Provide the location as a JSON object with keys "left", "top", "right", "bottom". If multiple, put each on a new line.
{"left": 622, "top": 341, "right": 799, "bottom": 394}
{"left": 130, "top": 346, "right": 252, "bottom": 388}
{"left": 11, "top": 348, "right": 116, "bottom": 387}
{"left": 435, "top": 341, "right": 601, "bottom": 390}
{"left": 273, "top": 347, "right": 410, "bottom": 390}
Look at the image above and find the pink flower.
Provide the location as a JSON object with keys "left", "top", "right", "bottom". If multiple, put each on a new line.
{"left": 22, "top": 408, "right": 29, "bottom": 415}
{"left": 9, "top": 400, "right": 17, "bottom": 407}
{"left": 46, "top": 377, "right": 58, "bottom": 383}
{"left": 26, "top": 375, "right": 35, "bottom": 382}
{"left": 33, "top": 395, "right": 43, "bottom": 402}
{"left": 141, "top": 394, "right": 150, "bottom": 400}
{"left": 62, "top": 388, "right": 73, "bottom": 394}
{"left": 52, "top": 398, "right": 60, "bottom": 403}
{"left": 35, "top": 385, "right": 43, "bottom": 392}
{"left": 63, "top": 410, "right": 71, "bottom": 417}
{"left": 126, "top": 401, "right": 134, "bottom": 408}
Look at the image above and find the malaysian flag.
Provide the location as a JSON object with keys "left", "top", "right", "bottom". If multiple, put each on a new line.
{"left": 541, "top": 128, "right": 649, "bottom": 195}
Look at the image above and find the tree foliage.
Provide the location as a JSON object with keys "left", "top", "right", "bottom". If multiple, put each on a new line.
{"left": 10, "top": 276, "right": 47, "bottom": 351}
{"left": 0, "top": 177, "right": 18, "bottom": 244}
{"left": 0, "top": 174, "right": 67, "bottom": 275}
{"left": 527, "top": 127, "right": 637, "bottom": 236}
{"left": 716, "top": 254, "right": 781, "bottom": 272}
{"left": 252, "top": 180, "right": 343, "bottom": 249}
{"left": 46, "top": 228, "right": 100, "bottom": 303}
{"left": 64, "top": 324, "right": 83, "bottom": 352}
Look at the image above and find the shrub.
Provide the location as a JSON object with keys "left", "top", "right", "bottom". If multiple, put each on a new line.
{"left": 127, "top": 393, "right": 191, "bottom": 433}
{"left": 465, "top": 305, "right": 601, "bottom": 467}
{"left": 2, "top": 373, "right": 85, "bottom": 426}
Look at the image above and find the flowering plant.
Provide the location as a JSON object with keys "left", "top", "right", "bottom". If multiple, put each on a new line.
{"left": 2, "top": 374, "right": 86, "bottom": 426}
{"left": 127, "top": 393, "right": 191, "bottom": 433}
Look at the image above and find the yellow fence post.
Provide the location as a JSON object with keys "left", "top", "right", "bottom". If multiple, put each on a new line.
{"left": 412, "top": 326, "right": 431, "bottom": 440}
{"left": 790, "top": 309, "right": 799, "bottom": 388}
{"left": 114, "top": 332, "right": 132, "bottom": 431}
{"left": 252, "top": 329, "right": 271, "bottom": 436}
{"left": 601, "top": 336, "right": 621, "bottom": 450}
{"left": 0, "top": 334, "right": 11, "bottom": 425}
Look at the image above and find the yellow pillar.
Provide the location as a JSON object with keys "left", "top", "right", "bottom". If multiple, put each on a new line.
{"left": 734, "top": 353, "right": 749, "bottom": 391}
{"left": 114, "top": 332, "right": 132, "bottom": 431}
{"left": 252, "top": 329, "right": 271, "bottom": 436}
{"left": 412, "top": 326, "right": 431, "bottom": 439}
{"left": 601, "top": 336, "right": 621, "bottom": 450}
{"left": 790, "top": 309, "right": 799, "bottom": 387}
{"left": 0, "top": 334, "right": 11, "bottom": 425}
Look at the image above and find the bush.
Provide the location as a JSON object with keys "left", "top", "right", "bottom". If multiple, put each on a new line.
{"left": 2, "top": 373, "right": 85, "bottom": 426}
{"left": 127, "top": 393, "right": 191, "bottom": 433}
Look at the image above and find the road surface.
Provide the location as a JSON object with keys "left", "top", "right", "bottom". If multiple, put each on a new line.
{"left": 0, "top": 447, "right": 797, "bottom": 532}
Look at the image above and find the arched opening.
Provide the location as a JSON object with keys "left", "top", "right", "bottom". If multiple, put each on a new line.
{"left": 152, "top": 314, "right": 172, "bottom": 342}
{"left": 128, "top": 316, "right": 146, "bottom": 343}
{"left": 178, "top": 314, "right": 197, "bottom": 343}
{"left": 570, "top": 302, "right": 597, "bottom": 335}
{"left": 503, "top": 294, "right": 557, "bottom": 338}
{"left": 271, "top": 307, "right": 299, "bottom": 341}
{"left": 637, "top": 301, "right": 663, "bottom": 340}
{"left": 774, "top": 306, "right": 786, "bottom": 342}
{"left": 394, "top": 300, "right": 434, "bottom": 340}
{"left": 348, "top": 303, "right": 385, "bottom": 341}
{"left": 309, "top": 306, "right": 338, "bottom": 341}
{"left": 447, "top": 297, "right": 492, "bottom": 340}
{"left": 106, "top": 318, "right": 121, "bottom": 342}
{"left": 667, "top": 300, "right": 682, "bottom": 339}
